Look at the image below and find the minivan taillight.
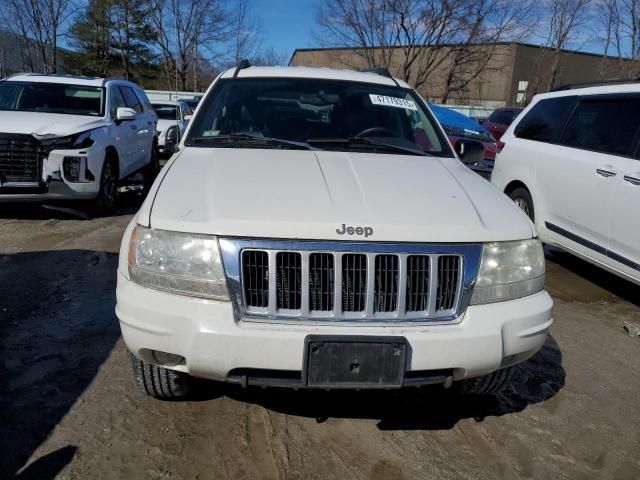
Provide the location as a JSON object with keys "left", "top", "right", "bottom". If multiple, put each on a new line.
{"left": 496, "top": 140, "right": 505, "bottom": 153}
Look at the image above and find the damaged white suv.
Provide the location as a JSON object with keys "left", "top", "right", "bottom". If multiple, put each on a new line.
{"left": 117, "top": 65, "right": 553, "bottom": 398}
{"left": 0, "top": 74, "right": 158, "bottom": 212}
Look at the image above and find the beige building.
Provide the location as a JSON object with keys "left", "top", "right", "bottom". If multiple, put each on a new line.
{"left": 290, "top": 43, "right": 639, "bottom": 108}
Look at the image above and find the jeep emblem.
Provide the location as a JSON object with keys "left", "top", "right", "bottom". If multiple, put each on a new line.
{"left": 336, "top": 224, "right": 374, "bottom": 238}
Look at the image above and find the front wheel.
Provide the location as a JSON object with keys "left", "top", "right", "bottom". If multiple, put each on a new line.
{"left": 129, "top": 352, "right": 191, "bottom": 399}
{"left": 509, "top": 187, "right": 534, "bottom": 221}
{"left": 91, "top": 157, "right": 117, "bottom": 216}
{"left": 454, "top": 367, "right": 514, "bottom": 395}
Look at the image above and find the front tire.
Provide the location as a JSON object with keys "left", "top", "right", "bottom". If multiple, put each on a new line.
{"left": 455, "top": 367, "right": 514, "bottom": 395}
{"left": 129, "top": 352, "right": 191, "bottom": 399}
{"left": 91, "top": 156, "right": 117, "bottom": 216}
{"left": 509, "top": 187, "right": 534, "bottom": 221}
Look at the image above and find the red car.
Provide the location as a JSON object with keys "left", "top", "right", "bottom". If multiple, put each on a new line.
{"left": 483, "top": 107, "right": 523, "bottom": 141}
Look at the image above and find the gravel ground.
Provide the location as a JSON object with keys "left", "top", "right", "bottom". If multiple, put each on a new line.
{"left": 1, "top": 195, "right": 639, "bottom": 480}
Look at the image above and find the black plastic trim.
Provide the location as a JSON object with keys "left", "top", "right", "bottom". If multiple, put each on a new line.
{"left": 545, "top": 221, "right": 640, "bottom": 271}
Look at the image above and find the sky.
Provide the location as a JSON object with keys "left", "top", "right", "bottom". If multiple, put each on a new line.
{"left": 255, "top": 0, "right": 321, "bottom": 63}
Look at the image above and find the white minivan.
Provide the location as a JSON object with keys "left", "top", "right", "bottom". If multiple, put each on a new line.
{"left": 491, "top": 82, "right": 640, "bottom": 285}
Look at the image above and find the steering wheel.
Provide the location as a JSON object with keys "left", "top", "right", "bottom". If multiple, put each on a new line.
{"left": 353, "top": 126, "right": 396, "bottom": 138}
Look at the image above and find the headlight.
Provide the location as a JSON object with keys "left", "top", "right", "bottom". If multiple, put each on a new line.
{"left": 471, "top": 239, "right": 545, "bottom": 305}
{"left": 128, "top": 225, "right": 229, "bottom": 301}
{"left": 40, "top": 130, "right": 96, "bottom": 149}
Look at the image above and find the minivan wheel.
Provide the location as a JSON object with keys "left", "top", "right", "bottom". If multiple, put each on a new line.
{"left": 509, "top": 187, "right": 534, "bottom": 221}
{"left": 129, "top": 351, "right": 191, "bottom": 399}
{"left": 455, "top": 367, "right": 514, "bottom": 396}
{"left": 91, "top": 157, "right": 117, "bottom": 216}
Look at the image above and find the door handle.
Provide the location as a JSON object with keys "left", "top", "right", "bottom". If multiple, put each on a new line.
{"left": 596, "top": 168, "right": 617, "bottom": 178}
{"left": 624, "top": 175, "right": 640, "bottom": 185}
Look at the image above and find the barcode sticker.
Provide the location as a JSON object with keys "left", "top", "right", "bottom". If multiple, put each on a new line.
{"left": 369, "top": 94, "right": 418, "bottom": 111}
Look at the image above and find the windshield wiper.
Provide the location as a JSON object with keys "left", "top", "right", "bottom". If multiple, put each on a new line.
{"left": 307, "top": 137, "right": 428, "bottom": 157}
{"left": 191, "top": 133, "right": 314, "bottom": 150}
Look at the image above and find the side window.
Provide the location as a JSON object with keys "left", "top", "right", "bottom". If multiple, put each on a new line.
{"left": 490, "top": 110, "right": 515, "bottom": 126}
{"left": 136, "top": 88, "right": 154, "bottom": 113}
{"left": 110, "top": 87, "right": 127, "bottom": 118}
{"left": 119, "top": 86, "right": 143, "bottom": 113}
{"left": 514, "top": 96, "right": 577, "bottom": 143}
{"left": 560, "top": 96, "right": 640, "bottom": 157}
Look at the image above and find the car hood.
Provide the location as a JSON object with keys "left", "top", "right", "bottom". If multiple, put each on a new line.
{"left": 147, "top": 148, "right": 534, "bottom": 242}
{"left": 0, "top": 111, "right": 105, "bottom": 136}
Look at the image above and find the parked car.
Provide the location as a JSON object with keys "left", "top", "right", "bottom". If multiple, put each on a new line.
{"left": 182, "top": 97, "right": 202, "bottom": 111}
{"left": 491, "top": 82, "right": 640, "bottom": 286}
{"left": 117, "top": 64, "right": 552, "bottom": 399}
{"left": 483, "top": 107, "right": 523, "bottom": 141}
{"left": 151, "top": 100, "right": 193, "bottom": 157}
{"left": 0, "top": 73, "right": 158, "bottom": 212}
{"left": 429, "top": 103, "right": 497, "bottom": 178}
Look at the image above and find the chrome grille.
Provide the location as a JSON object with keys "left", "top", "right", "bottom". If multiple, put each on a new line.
{"left": 342, "top": 253, "right": 367, "bottom": 312}
{"left": 0, "top": 134, "right": 49, "bottom": 183}
{"left": 309, "top": 253, "right": 334, "bottom": 311}
{"left": 437, "top": 256, "right": 460, "bottom": 311}
{"left": 276, "top": 252, "right": 302, "bottom": 310}
{"left": 226, "top": 240, "right": 480, "bottom": 324}
{"left": 406, "top": 255, "right": 429, "bottom": 312}
{"left": 374, "top": 255, "right": 398, "bottom": 312}
{"left": 242, "top": 250, "right": 269, "bottom": 308}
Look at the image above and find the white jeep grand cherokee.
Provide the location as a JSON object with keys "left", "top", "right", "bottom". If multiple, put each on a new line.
{"left": 116, "top": 65, "right": 553, "bottom": 398}
{"left": 0, "top": 74, "right": 158, "bottom": 212}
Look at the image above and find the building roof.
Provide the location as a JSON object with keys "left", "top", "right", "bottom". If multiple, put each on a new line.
{"left": 220, "top": 65, "right": 410, "bottom": 88}
{"left": 288, "top": 42, "right": 631, "bottom": 66}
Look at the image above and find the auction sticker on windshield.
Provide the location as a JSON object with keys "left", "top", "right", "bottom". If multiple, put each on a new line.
{"left": 369, "top": 94, "right": 417, "bottom": 111}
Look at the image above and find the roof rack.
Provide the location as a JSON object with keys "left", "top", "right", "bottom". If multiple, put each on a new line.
{"left": 360, "top": 67, "right": 401, "bottom": 87}
{"left": 233, "top": 59, "right": 251, "bottom": 78}
{"left": 552, "top": 76, "right": 640, "bottom": 91}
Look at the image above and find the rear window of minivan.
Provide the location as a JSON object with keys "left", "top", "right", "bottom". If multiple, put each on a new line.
{"left": 514, "top": 96, "right": 577, "bottom": 143}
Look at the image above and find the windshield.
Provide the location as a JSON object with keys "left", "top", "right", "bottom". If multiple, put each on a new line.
{"left": 152, "top": 104, "right": 179, "bottom": 121}
{"left": 0, "top": 81, "right": 105, "bottom": 116}
{"left": 186, "top": 78, "right": 451, "bottom": 157}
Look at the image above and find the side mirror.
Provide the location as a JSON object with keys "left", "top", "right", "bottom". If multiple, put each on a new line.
{"left": 116, "top": 107, "right": 137, "bottom": 121}
{"left": 184, "top": 114, "right": 193, "bottom": 121}
{"left": 454, "top": 140, "right": 485, "bottom": 165}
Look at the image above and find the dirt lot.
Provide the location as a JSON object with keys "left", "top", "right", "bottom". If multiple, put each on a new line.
{"left": 1, "top": 196, "right": 639, "bottom": 480}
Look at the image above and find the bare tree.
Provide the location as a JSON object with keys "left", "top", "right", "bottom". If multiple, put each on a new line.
{"left": 543, "top": 0, "right": 593, "bottom": 90}
{"left": 2, "top": 0, "right": 74, "bottom": 73}
{"left": 252, "top": 47, "right": 286, "bottom": 66}
{"left": 316, "top": 0, "right": 468, "bottom": 90}
{"left": 596, "top": 0, "right": 640, "bottom": 76}
{"left": 439, "top": 0, "right": 536, "bottom": 103}
{"left": 316, "top": 0, "right": 535, "bottom": 102}
{"left": 147, "top": 0, "right": 232, "bottom": 90}
{"left": 229, "top": 0, "right": 263, "bottom": 65}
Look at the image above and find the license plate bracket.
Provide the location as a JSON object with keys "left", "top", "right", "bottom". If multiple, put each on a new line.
{"left": 303, "top": 335, "right": 407, "bottom": 388}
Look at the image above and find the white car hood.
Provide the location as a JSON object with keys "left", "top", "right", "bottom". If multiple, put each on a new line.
{"left": 148, "top": 148, "right": 534, "bottom": 242}
{"left": 0, "top": 111, "right": 104, "bottom": 136}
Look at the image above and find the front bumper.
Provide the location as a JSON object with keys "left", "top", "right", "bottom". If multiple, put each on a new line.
{"left": 116, "top": 273, "right": 554, "bottom": 386}
{"left": 0, "top": 148, "right": 101, "bottom": 202}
